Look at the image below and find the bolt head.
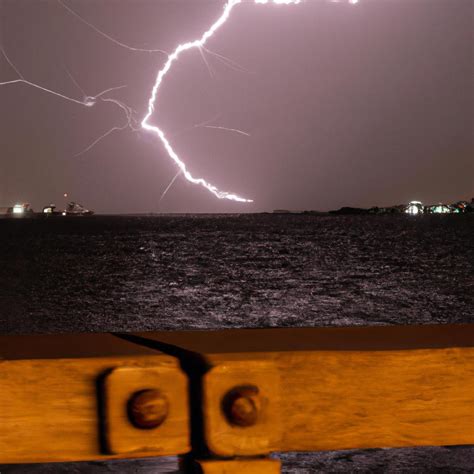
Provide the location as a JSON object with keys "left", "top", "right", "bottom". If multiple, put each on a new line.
{"left": 222, "top": 385, "right": 261, "bottom": 427}
{"left": 127, "top": 389, "right": 169, "bottom": 430}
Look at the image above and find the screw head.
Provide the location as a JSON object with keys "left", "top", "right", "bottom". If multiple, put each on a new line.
{"left": 127, "top": 389, "right": 169, "bottom": 430}
{"left": 222, "top": 385, "right": 261, "bottom": 427}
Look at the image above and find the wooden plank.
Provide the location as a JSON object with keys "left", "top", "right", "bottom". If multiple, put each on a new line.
{"left": 274, "top": 347, "right": 474, "bottom": 451}
{"left": 197, "top": 458, "right": 281, "bottom": 474}
{"left": 2, "top": 326, "right": 473, "bottom": 462}
{"left": 0, "top": 334, "right": 189, "bottom": 464}
{"left": 0, "top": 333, "right": 159, "bottom": 359}
{"left": 130, "top": 324, "right": 474, "bottom": 353}
{"left": 132, "top": 325, "right": 474, "bottom": 455}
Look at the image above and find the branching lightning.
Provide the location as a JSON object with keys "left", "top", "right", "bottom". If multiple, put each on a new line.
{"left": 75, "top": 95, "right": 141, "bottom": 157}
{"left": 1, "top": 0, "right": 358, "bottom": 203}
{"left": 58, "top": 0, "right": 168, "bottom": 55}
{"left": 1, "top": 42, "right": 138, "bottom": 156}
{"left": 1, "top": 47, "right": 24, "bottom": 80}
{"left": 202, "top": 125, "right": 251, "bottom": 137}
{"left": 140, "top": 0, "right": 288, "bottom": 203}
{"left": 1, "top": 43, "right": 115, "bottom": 108}
{"left": 202, "top": 46, "right": 255, "bottom": 75}
{"left": 141, "top": 0, "right": 356, "bottom": 202}
{"left": 1, "top": 45, "right": 129, "bottom": 110}
{"left": 160, "top": 169, "right": 183, "bottom": 203}
{"left": 0, "top": 77, "right": 94, "bottom": 107}
{"left": 172, "top": 113, "right": 250, "bottom": 140}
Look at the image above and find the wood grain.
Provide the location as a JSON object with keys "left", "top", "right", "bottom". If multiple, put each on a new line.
{"left": 197, "top": 458, "right": 281, "bottom": 474}
{"left": 274, "top": 347, "right": 474, "bottom": 451}
{"left": 133, "top": 325, "right": 474, "bottom": 455}
{"left": 200, "top": 348, "right": 474, "bottom": 454}
{"left": 2, "top": 325, "right": 473, "bottom": 464}
{"left": 0, "top": 335, "right": 189, "bottom": 464}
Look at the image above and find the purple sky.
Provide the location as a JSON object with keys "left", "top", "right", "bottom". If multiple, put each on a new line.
{"left": 0, "top": 0, "right": 472, "bottom": 213}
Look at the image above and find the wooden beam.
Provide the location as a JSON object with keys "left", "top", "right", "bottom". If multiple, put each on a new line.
{"left": 131, "top": 324, "right": 474, "bottom": 353}
{"left": 196, "top": 458, "right": 281, "bottom": 474}
{"left": 132, "top": 324, "right": 474, "bottom": 455}
{"left": 2, "top": 325, "right": 473, "bottom": 464}
{"left": 0, "top": 334, "right": 190, "bottom": 464}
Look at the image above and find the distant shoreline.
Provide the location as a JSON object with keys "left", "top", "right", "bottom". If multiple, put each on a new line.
{"left": 1, "top": 211, "right": 473, "bottom": 220}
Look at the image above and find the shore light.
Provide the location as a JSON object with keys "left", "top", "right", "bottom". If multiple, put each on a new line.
{"left": 12, "top": 204, "right": 24, "bottom": 214}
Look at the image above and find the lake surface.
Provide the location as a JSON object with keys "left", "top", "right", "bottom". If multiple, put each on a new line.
{"left": 1, "top": 214, "right": 473, "bottom": 472}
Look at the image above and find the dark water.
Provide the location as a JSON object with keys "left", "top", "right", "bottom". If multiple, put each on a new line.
{"left": 1, "top": 214, "right": 473, "bottom": 333}
{"left": 1, "top": 214, "right": 473, "bottom": 473}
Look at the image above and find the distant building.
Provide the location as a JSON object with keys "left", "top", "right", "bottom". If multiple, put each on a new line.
{"left": 450, "top": 201, "right": 469, "bottom": 213}
{"left": 426, "top": 204, "right": 451, "bottom": 214}
{"left": 405, "top": 201, "right": 424, "bottom": 215}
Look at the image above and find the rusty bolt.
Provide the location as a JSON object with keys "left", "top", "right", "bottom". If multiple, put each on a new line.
{"left": 222, "top": 385, "right": 261, "bottom": 427}
{"left": 127, "top": 389, "right": 169, "bottom": 430}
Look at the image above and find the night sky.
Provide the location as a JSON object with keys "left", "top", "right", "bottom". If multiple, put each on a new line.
{"left": 1, "top": 0, "right": 472, "bottom": 213}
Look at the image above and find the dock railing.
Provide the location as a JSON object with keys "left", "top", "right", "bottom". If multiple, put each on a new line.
{"left": 1, "top": 324, "right": 473, "bottom": 473}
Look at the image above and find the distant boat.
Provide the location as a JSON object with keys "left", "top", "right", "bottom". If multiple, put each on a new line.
{"left": 0, "top": 203, "right": 35, "bottom": 218}
{"left": 42, "top": 204, "right": 63, "bottom": 217}
{"left": 65, "top": 202, "right": 94, "bottom": 216}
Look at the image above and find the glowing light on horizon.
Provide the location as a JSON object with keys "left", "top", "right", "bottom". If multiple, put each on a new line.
{"left": 406, "top": 201, "right": 424, "bottom": 215}
{"left": 12, "top": 204, "right": 24, "bottom": 215}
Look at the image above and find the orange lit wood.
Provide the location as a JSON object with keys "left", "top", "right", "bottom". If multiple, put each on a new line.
{"left": 0, "top": 334, "right": 189, "bottom": 464}
{"left": 276, "top": 346, "right": 474, "bottom": 451}
{"left": 203, "top": 360, "right": 282, "bottom": 456}
{"left": 197, "top": 458, "right": 281, "bottom": 474}
{"left": 1, "top": 325, "right": 473, "bottom": 467}
{"left": 135, "top": 324, "right": 474, "bottom": 455}
{"left": 103, "top": 365, "right": 188, "bottom": 455}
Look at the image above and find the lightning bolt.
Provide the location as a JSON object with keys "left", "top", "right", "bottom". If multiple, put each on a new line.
{"left": 1, "top": 0, "right": 359, "bottom": 204}
{"left": 141, "top": 0, "right": 259, "bottom": 203}
{"left": 142, "top": 0, "right": 357, "bottom": 203}
{"left": 141, "top": 1, "right": 307, "bottom": 204}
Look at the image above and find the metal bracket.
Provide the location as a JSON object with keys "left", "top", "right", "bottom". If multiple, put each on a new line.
{"left": 203, "top": 359, "right": 282, "bottom": 457}
{"left": 102, "top": 365, "right": 189, "bottom": 455}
